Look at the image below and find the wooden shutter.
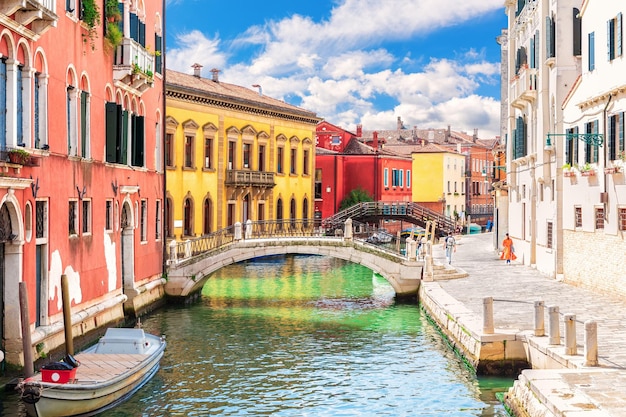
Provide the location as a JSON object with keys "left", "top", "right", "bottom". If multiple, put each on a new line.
{"left": 80, "top": 91, "right": 88, "bottom": 157}
{"left": 0, "top": 60, "right": 6, "bottom": 149}
{"left": 105, "top": 102, "right": 118, "bottom": 163}
{"left": 121, "top": 110, "right": 128, "bottom": 164}
{"left": 132, "top": 115, "right": 145, "bottom": 167}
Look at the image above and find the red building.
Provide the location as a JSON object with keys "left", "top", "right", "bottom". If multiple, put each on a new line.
{"left": 315, "top": 121, "right": 412, "bottom": 220}
{"left": 0, "top": 0, "right": 164, "bottom": 366}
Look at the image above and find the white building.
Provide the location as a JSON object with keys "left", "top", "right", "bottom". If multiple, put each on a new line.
{"left": 561, "top": 1, "right": 626, "bottom": 294}
{"left": 504, "top": 0, "right": 581, "bottom": 276}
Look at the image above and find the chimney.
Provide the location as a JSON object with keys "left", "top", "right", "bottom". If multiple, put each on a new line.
{"left": 473, "top": 128, "right": 478, "bottom": 143}
{"left": 192, "top": 63, "right": 203, "bottom": 78}
{"left": 356, "top": 124, "right": 362, "bottom": 137}
{"left": 445, "top": 125, "right": 451, "bottom": 143}
{"left": 397, "top": 116, "right": 403, "bottom": 130}
{"left": 373, "top": 131, "right": 379, "bottom": 150}
{"left": 210, "top": 68, "right": 220, "bottom": 82}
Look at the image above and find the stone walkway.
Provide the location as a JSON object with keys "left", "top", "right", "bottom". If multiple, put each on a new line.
{"left": 430, "top": 232, "right": 626, "bottom": 416}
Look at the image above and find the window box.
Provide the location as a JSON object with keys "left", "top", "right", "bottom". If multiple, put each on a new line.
{"left": 563, "top": 170, "right": 576, "bottom": 177}
{"left": 605, "top": 166, "right": 622, "bottom": 174}
{"left": 8, "top": 149, "right": 31, "bottom": 165}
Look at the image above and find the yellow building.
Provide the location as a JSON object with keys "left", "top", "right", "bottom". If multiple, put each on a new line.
{"left": 165, "top": 67, "right": 321, "bottom": 239}
{"left": 411, "top": 144, "right": 466, "bottom": 218}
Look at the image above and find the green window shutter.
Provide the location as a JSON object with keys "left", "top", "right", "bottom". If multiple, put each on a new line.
{"left": 573, "top": 126, "right": 579, "bottom": 164}
{"left": 121, "top": 110, "right": 129, "bottom": 164}
{"left": 608, "top": 116, "right": 615, "bottom": 161}
{"left": 619, "top": 112, "right": 625, "bottom": 155}
{"left": 132, "top": 115, "right": 145, "bottom": 167}
{"left": 80, "top": 91, "right": 88, "bottom": 157}
{"left": 608, "top": 19, "right": 614, "bottom": 61}
{"left": 618, "top": 13, "right": 623, "bottom": 57}
{"left": 589, "top": 32, "right": 595, "bottom": 70}
{"left": 105, "top": 102, "right": 118, "bottom": 163}
{"left": 593, "top": 120, "right": 599, "bottom": 163}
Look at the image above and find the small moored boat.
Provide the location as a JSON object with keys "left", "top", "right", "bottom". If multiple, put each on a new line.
{"left": 17, "top": 327, "right": 166, "bottom": 417}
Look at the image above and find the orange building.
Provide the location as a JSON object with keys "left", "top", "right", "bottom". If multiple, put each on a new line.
{"left": 0, "top": 0, "right": 164, "bottom": 366}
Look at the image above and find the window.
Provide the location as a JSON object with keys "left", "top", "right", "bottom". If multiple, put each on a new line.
{"left": 383, "top": 168, "right": 389, "bottom": 188}
{"left": 66, "top": 0, "right": 76, "bottom": 14}
{"left": 243, "top": 143, "right": 251, "bottom": 168}
{"left": 79, "top": 90, "right": 89, "bottom": 157}
{"left": 447, "top": 181, "right": 451, "bottom": 193}
{"left": 184, "top": 135, "right": 193, "bottom": 168}
{"left": 258, "top": 145, "right": 265, "bottom": 171}
{"left": 155, "top": 200, "right": 162, "bottom": 240}
{"left": 315, "top": 169, "right": 322, "bottom": 199}
{"left": 67, "top": 86, "right": 77, "bottom": 155}
{"left": 105, "top": 102, "right": 130, "bottom": 164}
{"left": 575, "top": 206, "right": 582, "bottom": 228}
{"left": 303, "top": 149, "right": 309, "bottom": 175}
{"left": 140, "top": 200, "right": 147, "bottom": 242}
{"left": 36, "top": 200, "right": 47, "bottom": 239}
{"left": 608, "top": 13, "right": 623, "bottom": 61}
{"left": 290, "top": 148, "right": 297, "bottom": 174}
{"left": 81, "top": 199, "right": 91, "bottom": 235}
{"left": 595, "top": 207, "right": 604, "bottom": 230}
{"left": 204, "top": 137, "right": 213, "bottom": 169}
{"left": 588, "top": 32, "right": 595, "bottom": 71}
{"left": 165, "top": 132, "right": 174, "bottom": 167}
{"left": 584, "top": 121, "right": 599, "bottom": 163}
{"left": 155, "top": 33, "right": 163, "bottom": 74}
{"left": 331, "top": 135, "right": 341, "bottom": 146}
{"left": 0, "top": 59, "right": 7, "bottom": 149}
{"left": 203, "top": 198, "right": 212, "bottom": 235}
{"left": 228, "top": 141, "right": 235, "bottom": 170}
{"left": 277, "top": 147, "right": 283, "bottom": 173}
{"left": 105, "top": 200, "right": 113, "bottom": 231}
{"left": 69, "top": 200, "right": 78, "bottom": 235}
{"left": 608, "top": 112, "right": 625, "bottom": 161}
{"left": 392, "top": 169, "right": 398, "bottom": 187}
{"left": 620, "top": 208, "right": 626, "bottom": 231}
{"left": 573, "top": 9, "right": 582, "bottom": 56}
{"left": 131, "top": 114, "right": 145, "bottom": 167}
{"left": 399, "top": 169, "right": 404, "bottom": 187}
{"left": 183, "top": 198, "right": 193, "bottom": 236}
{"left": 17, "top": 65, "right": 24, "bottom": 146}
{"left": 513, "top": 116, "right": 527, "bottom": 159}
{"left": 406, "top": 170, "right": 411, "bottom": 188}
{"left": 546, "top": 15, "right": 555, "bottom": 59}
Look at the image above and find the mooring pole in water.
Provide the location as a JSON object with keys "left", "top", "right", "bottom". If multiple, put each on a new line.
{"left": 61, "top": 274, "right": 74, "bottom": 355}
{"left": 19, "top": 282, "right": 34, "bottom": 377}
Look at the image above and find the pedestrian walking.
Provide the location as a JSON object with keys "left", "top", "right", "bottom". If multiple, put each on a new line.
{"left": 443, "top": 232, "right": 456, "bottom": 264}
{"left": 500, "top": 233, "right": 517, "bottom": 264}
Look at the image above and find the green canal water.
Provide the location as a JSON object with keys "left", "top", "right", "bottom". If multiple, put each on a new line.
{"left": 1, "top": 255, "right": 514, "bottom": 416}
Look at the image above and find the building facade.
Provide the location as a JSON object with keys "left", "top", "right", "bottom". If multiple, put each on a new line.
{"left": 0, "top": 0, "right": 165, "bottom": 366}
{"left": 165, "top": 67, "right": 320, "bottom": 239}
{"left": 504, "top": 0, "right": 580, "bottom": 276}
{"left": 561, "top": 1, "right": 626, "bottom": 294}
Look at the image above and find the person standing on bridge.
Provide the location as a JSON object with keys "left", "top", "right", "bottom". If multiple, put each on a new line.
{"left": 443, "top": 232, "right": 456, "bottom": 264}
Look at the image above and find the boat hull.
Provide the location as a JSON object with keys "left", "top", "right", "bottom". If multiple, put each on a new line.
{"left": 20, "top": 330, "right": 166, "bottom": 417}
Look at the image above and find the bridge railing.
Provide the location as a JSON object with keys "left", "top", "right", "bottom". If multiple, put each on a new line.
{"left": 167, "top": 218, "right": 409, "bottom": 264}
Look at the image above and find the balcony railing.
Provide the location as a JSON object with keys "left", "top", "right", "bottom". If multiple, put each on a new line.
{"left": 112, "top": 37, "right": 155, "bottom": 93}
{"left": 225, "top": 170, "right": 275, "bottom": 188}
{"left": 2, "top": 0, "right": 58, "bottom": 36}
{"left": 511, "top": 66, "right": 537, "bottom": 109}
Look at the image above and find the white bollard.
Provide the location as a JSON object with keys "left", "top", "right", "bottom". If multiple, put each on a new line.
{"left": 548, "top": 305, "right": 560, "bottom": 345}
{"left": 483, "top": 297, "right": 494, "bottom": 334}
{"left": 169, "top": 240, "right": 178, "bottom": 263}
{"left": 245, "top": 219, "right": 252, "bottom": 239}
{"left": 584, "top": 320, "right": 598, "bottom": 366}
{"left": 344, "top": 218, "right": 353, "bottom": 240}
{"left": 234, "top": 222, "right": 242, "bottom": 241}
{"left": 406, "top": 237, "right": 416, "bottom": 261}
{"left": 184, "top": 239, "right": 192, "bottom": 258}
{"left": 564, "top": 314, "right": 577, "bottom": 355}
{"left": 534, "top": 301, "right": 545, "bottom": 336}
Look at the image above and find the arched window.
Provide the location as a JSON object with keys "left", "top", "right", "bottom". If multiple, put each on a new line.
{"left": 302, "top": 198, "right": 308, "bottom": 227}
{"left": 183, "top": 198, "right": 193, "bottom": 237}
{"left": 290, "top": 198, "right": 296, "bottom": 229}
{"left": 165, "top": 197, "right": 173, "bottom": 238}
{"left": 203, "top": 198, "right": 212, "bottom": 235}
{"left": 276, "top": 199, "right": 283, "bottom": 230}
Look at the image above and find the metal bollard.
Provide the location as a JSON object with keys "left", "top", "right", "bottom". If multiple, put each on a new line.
{"left": 564, "top": 314, "right": 577, "bottom": 355}
{"left": 584, "top": 320, "right": 598, "bottom": 366}
{"left": 534, "top": 301, "right": 545, "bottom": 337}
{"left": 548, "top": 306, "right": 560, "bottom": 345}
{"left": 483, "top": 297, "right": 494, "bottom": 334}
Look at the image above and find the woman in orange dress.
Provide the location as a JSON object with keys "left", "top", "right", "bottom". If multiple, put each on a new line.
{"left": 500, "top": 233, "right": 517, "bottom": 264}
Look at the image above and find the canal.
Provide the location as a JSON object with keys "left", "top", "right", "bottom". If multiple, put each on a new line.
{"left": 1, "top": 254, "right": 514, "bottom": 416}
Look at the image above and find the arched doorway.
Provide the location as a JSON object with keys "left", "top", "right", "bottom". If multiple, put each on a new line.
{"left": 120, "top": 201, "right": 135, "bottom": 292}
{"left": 242, "top": 194, "right": 250, "bottom": 223}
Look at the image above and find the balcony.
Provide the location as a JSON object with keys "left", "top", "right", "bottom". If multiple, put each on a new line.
{"left": 0, "top": 0, "right": 59, "bottom": 37}
{"left": 225, "top": 170, "right": 275, "bottom": 188}
{"left": 112, "top": 37, "right": 155, "bottom": 94}
{"left": 510, "top": 66, "right": 537, "bottom": 109}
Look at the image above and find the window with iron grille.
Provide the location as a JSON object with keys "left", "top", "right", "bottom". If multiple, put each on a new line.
{"left": 82, "top": 200, "right": 91, "bottom": 235}
{"left": 547, "top": 221, "right": 553, "bottom": 249}
{"left": 595, "top": 207, "right": 604, "bottom": 230}
{"left": 69, "top": 200, "right": 78, "bottom": 235}
{"left": 155, "top": 200, "right": 162, "bottom": 240}
{"left": 575, "top": 206, "right": 582, "bottom": 228}
{"left": 36, "top": 200, "right": 47, "bottom": 239}
{"left": 105, "top": 200, "right": 113, "bottom": 231}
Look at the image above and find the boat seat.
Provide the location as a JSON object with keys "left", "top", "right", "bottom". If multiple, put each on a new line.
{"left": 94, "top": 328, "right": 150, "bottom": 354}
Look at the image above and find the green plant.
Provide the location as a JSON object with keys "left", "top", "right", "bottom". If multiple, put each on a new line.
{"left": 36, "top": 342, "right": 47, "bottom": 359}
{"left": 81, "top": 0, "right": 101, "bottom": 50}
{"left": 8, "top": 148, "right": 30, "bottom": 164}
{"left": 105, "top": 0, "right": 121, "bottom": 22}
{"left": 339, "top": 187, "right": 374, "bottom": 211}
{"left": 105, "top": 22, "right": 123, "bottom": 48}
{"left": 580, "top": 162, "right": 594, "bottom": 172}
{"left": 619, "top": 150, "right": 626, "bottom": 162}
{"left": 562, "top": 163, "right": 571, "bottom": 170}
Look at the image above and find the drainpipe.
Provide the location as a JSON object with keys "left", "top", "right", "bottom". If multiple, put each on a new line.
{"left": 161, "top": 0, "right": 168, "bottom": 276}
{"left": 602, "top": 94, "right": 613, "bottom": 212}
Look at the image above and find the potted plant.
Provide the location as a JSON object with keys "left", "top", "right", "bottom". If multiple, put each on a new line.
{"left": 562, "top": 163, "right": 576, "bottom": 177}
{"left": 8, "top": 148, "right": 31, "bottom": 165}
{"left": 105, "top": 0, "right": 121, "bottom": 22}
{"left": 579, "top": 162, "right": 596, "bottom": 176}
{"left": 105, "top": 22, "right": 123, "bottom": 48}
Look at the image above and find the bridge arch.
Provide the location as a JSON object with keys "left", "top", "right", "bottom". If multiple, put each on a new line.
{"left": 165, "top": 238, "right": 422, "bottom": 300}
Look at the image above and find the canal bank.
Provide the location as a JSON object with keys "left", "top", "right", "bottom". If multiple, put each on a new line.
{"left": 419, "top": 232, "right": 626, "bottom": 416}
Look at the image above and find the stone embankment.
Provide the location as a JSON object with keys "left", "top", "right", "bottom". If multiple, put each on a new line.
{"left": 420, "top": 232, "right": 626, "bottom": 416}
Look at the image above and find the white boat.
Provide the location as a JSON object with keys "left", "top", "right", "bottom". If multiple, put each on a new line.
{"left": 17, "top": 327, "right": 166, "bottom": 417}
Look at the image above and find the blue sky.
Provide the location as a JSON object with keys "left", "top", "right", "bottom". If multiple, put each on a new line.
{"left": 164, "top": 0, "right": 506, "bottom": 138}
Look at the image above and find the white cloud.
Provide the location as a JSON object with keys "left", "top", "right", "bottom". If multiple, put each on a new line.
{"left": 166, "top": 30, "right": 228, "bottom": 74}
